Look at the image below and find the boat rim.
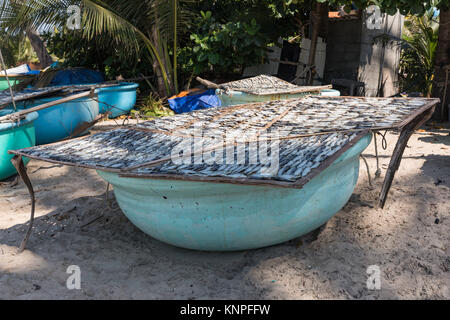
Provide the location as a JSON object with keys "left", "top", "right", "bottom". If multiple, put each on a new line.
{"left": 18, "top": 95, "right": 98, "bottom": 104}
{"left": 96, "top": 82, "right": 139, "bottom": 92}
{"left": 0, "top": 110, "right": 39, "bottom": 131}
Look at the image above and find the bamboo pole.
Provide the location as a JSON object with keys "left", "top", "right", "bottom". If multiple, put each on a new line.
{"left": 0, "top": 48, "right": 17, "bottom": 110}
{"left": 0, "top": 89, "right": 95, "bottom": 123}
{"left": 307, "top": 4, "right": 321, "bottom": 85}
{"left": 196, "top": 77, "right": 223, "bottom": 89}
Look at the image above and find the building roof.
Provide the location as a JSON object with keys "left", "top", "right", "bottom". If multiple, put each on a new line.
{"left": 328, "top": 10, "right": 361, "bottom": 21}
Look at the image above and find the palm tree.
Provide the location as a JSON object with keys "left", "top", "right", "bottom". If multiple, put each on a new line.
{"left": 0, "top": 30, "right": 39, "bottom": 67}
{"left": 432, "top": 9, "right": 449, "bottom": 119}
{"left": 0, "top": 0, "right": 191, "bottom": 97}
{"left": 400, "top": 8, "right": 439, "bottom": 97}
{"left": 25, "top": 29, "right": 53, "bottom": 68}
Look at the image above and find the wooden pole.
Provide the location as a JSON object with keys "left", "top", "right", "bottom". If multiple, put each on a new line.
{"left": 378, "top": 106, "right": 435, "bottom": 208}
{"left": 0, "top": 89, "right": 95, "bottom": 123}
{"left": 196, "top": 76, "right": 223, "bottom": 89}
{"left": 441, "top": 65, "right": 449, "bottom": 119}
{"left": 307, "top": 3, "right": 321, "bottom": 85}
{"left": 11, "top": 155, "right": 35, "bottom": 253}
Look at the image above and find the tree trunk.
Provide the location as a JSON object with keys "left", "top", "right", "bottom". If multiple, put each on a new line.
{"left": 307, "top": 2, "right": 328, "bottom": 85}
{"left": 25, "top": 29, "right": 53, "bottom": 69}
{"left": 153, "top": 59, "right": 168, "bottom": 97}
{"left": 432, "top": 10, "right": 450, "bottom": 121}
{"left": 151, "top": 26, "right": 173, "bottom": 98}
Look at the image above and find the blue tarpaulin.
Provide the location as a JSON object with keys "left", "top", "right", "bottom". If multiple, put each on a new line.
{"left": 49, "top": 68, "right": 104, "bottom": 86}
{"left": 168, "top": 89, "right": 221, "bottom": 114}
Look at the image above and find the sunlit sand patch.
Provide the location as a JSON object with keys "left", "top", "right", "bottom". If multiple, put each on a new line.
{"left": 0, "top": 244, "right": 49, "bottom": 274}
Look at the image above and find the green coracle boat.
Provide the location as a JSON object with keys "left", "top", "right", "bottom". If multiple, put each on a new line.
{"left": 0, "top": 109, "right": 38, "bottom": 180}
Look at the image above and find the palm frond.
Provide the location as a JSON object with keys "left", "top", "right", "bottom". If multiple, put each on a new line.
{"left": 0, "top": 0, "right": 189, "bottom": 96}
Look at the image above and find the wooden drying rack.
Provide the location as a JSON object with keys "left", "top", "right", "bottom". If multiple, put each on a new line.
{"left": 8, "top": 96, "right": 439, "bottom": 252}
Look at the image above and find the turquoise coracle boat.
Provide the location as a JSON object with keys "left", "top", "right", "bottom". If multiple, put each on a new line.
{"left": 0, "top": 110, "right": 38, "bottom": 180}
{"left": 15, "top": 95, "right": 99, "bottom": 145}
{"left": 96, "top": 82, "right": 139, "bottom": 118}
{"left": 209, "top": 75, "right": 340, "bottom": 107}
{"left": 0, "top": 75, "right": 31, "bottom": 91}
{"left": 320, "top": 88, "right": 341, "bottom": 97}
{"left": 217, "top": 88, "right": 341, "bottom": 107}
{"left": 9, "top": 95, "right": 438, "bottom": 252}
{"left": 97, "top": 134, "right": 371, "bottom": 251}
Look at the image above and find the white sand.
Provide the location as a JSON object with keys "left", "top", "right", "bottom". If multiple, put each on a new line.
{"left": 1, "top": 121, "right": 449, "bottom": 299}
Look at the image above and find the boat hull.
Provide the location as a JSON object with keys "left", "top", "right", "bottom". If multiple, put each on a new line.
{"left": 217, "top": 89, "right": 340, "bottom": 107}
{"left": 0, "top": 76, "right": 29, "bottom": 91}
{"left": 16, "top": 96, "right": 99, "bottom": 145}
{"left": 96, "top": 82, "right": 139, "bottom": 118}
{"left": 320, "top": 88, "right": 341, "bottom": 97}
{"left": 0, "top": 111, "right": 38, "bottom": 180}
{"left": 97, "top": 134, "right": 371, "bottom": 251}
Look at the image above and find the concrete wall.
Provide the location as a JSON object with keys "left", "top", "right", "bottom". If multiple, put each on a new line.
{"left": 323, "top": 8, "right": 403, "bottom": 97}
{"left": 295, "top": 37, "right": 327, "bottom": 86}
{"left": 243, "top": 39, "right": 282, "bottom": 77}
{"left": 323, "top": 19, "right": 362, "bottom": 84}
{"left": 358, "top": 10, "right": 403, "bottom": 97}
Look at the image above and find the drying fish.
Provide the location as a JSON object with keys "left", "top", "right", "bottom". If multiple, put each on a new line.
{"left": 9, "top": 95, "right": 439, "bottom": 251}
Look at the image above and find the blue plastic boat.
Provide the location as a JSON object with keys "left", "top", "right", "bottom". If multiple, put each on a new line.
{"left": 96, "top": 82, "right": 139, "bottom": 118}
{"left": 97, "top": 133, "right": 371, "bottom": 251}
{"left": 0, "top": 110, "right": 38, "bottom": 180}
{"left": 15, "top": 95, "right": 99, "bottom": 145}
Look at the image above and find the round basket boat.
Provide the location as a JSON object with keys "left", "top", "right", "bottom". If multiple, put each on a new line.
{"left": 97, "top": 134, "right": 372, "bottom": 251}
{"left": 217, "top": 88, "right": 340, "bottom": 107}
{"left": 216, "top": 90, "right": 317, "bottom": 107}
{"left": 0, "top": 75, "right": 33, "bottom": 91}
{"left": 0, "top": 110, "right": 38, "bottom": 180}
{"left": 96, "top": 82, "right": 139, "bottom": 118}
{"left": 16, "top": 95, "right": 99, "bottom": 145}
{"left": 319, "top": 88, "right": 341, "bottom": 97}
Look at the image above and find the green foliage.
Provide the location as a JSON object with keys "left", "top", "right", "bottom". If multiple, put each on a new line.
{"left": 190, "top": 0, "right": 310, "bottom": 41}
{"left": 0, "top": 0, "right": 193, "bottom": 96}
{"left": 175, "top": 0, "right": 312, "bottom": 84}
{"left": 0, "top": 31, "right": 39, "bottom": 68}
{"left": 178, "top": 12, "right": 269, "bottom": 77}
{"left": 131, "top": 93, "right": 175, "bottom": 118}
{"left": 41, "top": 28, "right": 151, "bottom": 80}
{"left": 1, "top": 0, "right": 313, "bottom": 94}
{"left": 399, "top": 10, "right": 439, "bottom": 96}
{"left": 317, "top": 0, "right": 449, "bottom": 15}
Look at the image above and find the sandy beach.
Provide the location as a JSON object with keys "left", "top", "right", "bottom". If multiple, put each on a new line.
{"left": 0, "top": 121, "right": 449, "bottom": 299}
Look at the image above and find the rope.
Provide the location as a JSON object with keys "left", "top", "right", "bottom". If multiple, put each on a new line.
{"left": 373, "top": 131, "right": 381, "bottom": 179}
{"left": 373, "top": 130, "right": 388, "bottom": 180}
{"left": 377, "top": 130, "right": 388, "bottom": 150}
{"left": 91, "top": 97, "right": 135, "bottom": 126}
{"left": 360, "top": 154, "right": 373, "bottom": 189}
{"left": 91, "top": 97, "right": 129, "bottom": 116}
